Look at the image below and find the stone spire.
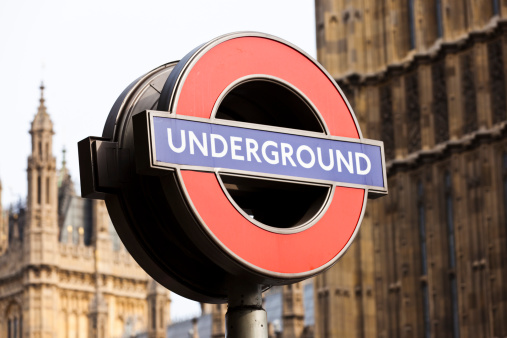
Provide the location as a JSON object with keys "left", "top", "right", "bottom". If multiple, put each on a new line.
{"left": 26, "top": 82, "right": 58, "bottom": 263}
{"left": 58, "top": 147, "right": 73, "bottom": 191}
{"left": 31, "top": 82, "right": 53, "bottom": 133}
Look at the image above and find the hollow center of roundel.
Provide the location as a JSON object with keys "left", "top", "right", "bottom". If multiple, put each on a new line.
{"left": 215, "top": 79, "right": 331, "bottom": 230}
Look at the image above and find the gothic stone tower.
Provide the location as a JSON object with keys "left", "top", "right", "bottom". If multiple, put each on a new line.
{"left": 0, "top": 85, "right": 171, "bottom": 338}
{"left": 315, "top": 0, "right": 507, "bottom": 337}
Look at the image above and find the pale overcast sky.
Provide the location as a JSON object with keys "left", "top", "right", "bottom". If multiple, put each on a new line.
{"left": 0, "top": 0, "right": 316, "bottom": 320}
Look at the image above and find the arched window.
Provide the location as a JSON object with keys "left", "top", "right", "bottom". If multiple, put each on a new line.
{"left": 6, "top": 302, "right": 22, "bottom": 338}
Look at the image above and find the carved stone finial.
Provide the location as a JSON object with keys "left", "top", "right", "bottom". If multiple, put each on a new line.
{"left": 62, "top": 147, "right": 67, "bottom": 168}
{"left": 39, "top": 81, "right": 45, "bottom": 105}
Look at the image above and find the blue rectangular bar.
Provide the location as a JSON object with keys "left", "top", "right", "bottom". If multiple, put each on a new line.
{"left": 153, "top": 116, "right": 385, "bottom": 189}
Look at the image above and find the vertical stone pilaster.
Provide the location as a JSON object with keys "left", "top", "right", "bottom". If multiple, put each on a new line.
{"left": 474, "top": 43, "right": 493, "bottom": 129}
{"left": 362, "top": 0, "right": 377, "bottom": 73}
{"left": 446, "top": 53, "right": 464, "bottom": 140}
{"left": 397, "top": 171, "right": 421, "bottom": 338}
{"left": 469, "top": 0, "right": 494, "bottom": 29}
{"left": 88, "top": 291, "right": 108, "bottom": 338}
{"left": 358, "top": 205, "right": 377, "bottom": 338}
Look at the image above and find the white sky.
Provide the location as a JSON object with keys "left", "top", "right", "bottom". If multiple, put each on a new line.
{"left": 0, "top": 0, "right": 316, "bottom": 321}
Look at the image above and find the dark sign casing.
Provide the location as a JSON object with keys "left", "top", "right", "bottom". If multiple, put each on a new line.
{"left": 78, "top": 32, "right": 387, "bottom": 303}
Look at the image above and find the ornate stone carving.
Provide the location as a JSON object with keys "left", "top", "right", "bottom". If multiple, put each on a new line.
{"left": 432, "top": 60, "right": 449, "bottom": 144}
{"left": 488, "top": 39, "right": 507, "bottom": 124}
{"left": 405, "top": 72, "right": 421, "bottom": 153}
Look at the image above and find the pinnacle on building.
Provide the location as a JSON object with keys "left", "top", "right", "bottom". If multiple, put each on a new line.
{"left": 26, "top": 82, "right": 58, "bottom": 264}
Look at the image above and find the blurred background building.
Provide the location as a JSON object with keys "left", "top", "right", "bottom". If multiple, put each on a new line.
{"left": 314, "top": 0, "right": 507, "bottom": 337}
{"left": 1, "top": 0, "right": 507, "bottom": 337}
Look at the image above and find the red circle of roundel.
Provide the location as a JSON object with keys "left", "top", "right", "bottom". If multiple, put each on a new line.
{"left": 173, "top": 35, "right": 365, "bottom": 275}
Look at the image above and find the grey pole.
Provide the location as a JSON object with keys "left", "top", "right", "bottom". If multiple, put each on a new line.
{"left": 226, "top": 283, "right": 268, "bottom": 338}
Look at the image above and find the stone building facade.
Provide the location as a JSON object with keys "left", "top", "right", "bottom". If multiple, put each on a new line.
{"left": 315, "top": 0, "right": 507, "bottom": 337}
{"left": 0, "top": 85, "right": 170, "bottom": 338}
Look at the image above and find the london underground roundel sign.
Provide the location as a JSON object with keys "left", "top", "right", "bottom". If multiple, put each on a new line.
{"left": 79, "top": 32, "right": 387, "bottom": 303}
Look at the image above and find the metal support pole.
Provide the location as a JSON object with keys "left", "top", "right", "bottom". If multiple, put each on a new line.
{"left": 226, "top": 283, "right": 268, "bottom": 338}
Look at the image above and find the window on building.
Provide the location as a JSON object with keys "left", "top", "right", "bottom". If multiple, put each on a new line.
{"left": 488, "top": 40, "right": 507, "bottom": 125}
{"left": 432, "top": 60, "right": 449, "bottom": 144}
{"left": 318, "top": 290, "right": 330, "bottom": 337}
{"left": 152, "top": 301, "right": 156, "bottom": 330}
{"left": 436, "top": 0, "right": 444, "bottom": 38}
{"left": 461, "top": 52, "right": 478, "bottom": 134}
{"left": 493, "top": 0, "right": 500, "bottom": 15}
{"left": 445, "top": 172, "right": 460, "bottom": 338}
{"left": 417, "top": 181, "right": 431, "bottom": 338}
{"left": 13, "top": 318, "right": 17, "bottom": 338}
{"left": 406, "top": 73, "right": 421, "bottom": 153}
{"left": 46, "top": 177, "right": 50, "bottom": 204}
{"left": 408, "top": 0, "right": 416, "bottom": 49}
{"left": 37, "top": 175, "right": 42, "bottom": 205}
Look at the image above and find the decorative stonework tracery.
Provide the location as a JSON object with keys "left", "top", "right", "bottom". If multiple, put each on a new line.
{"left": 461, "top": 52, "right": 478, "bottom": 134}
{"left": 405, "top": 72, "right": 421, "bottom": 153}
{"left": 488, "top": 39, "right": 507, "bottom": 124}
{"left": 432, "top": 60, "right": 449, "bottom": 144}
